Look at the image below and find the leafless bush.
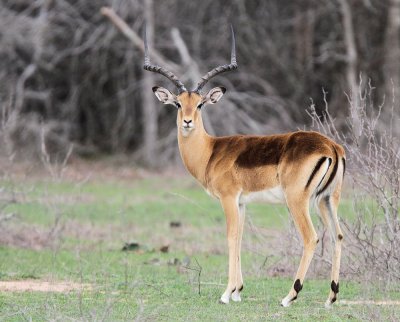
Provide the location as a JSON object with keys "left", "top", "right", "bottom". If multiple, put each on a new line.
{"left": 308, "top": 82, "right": 400, "bottom": 283}
{"left": 1, "top": 112, "right": 71, "bottom": 160}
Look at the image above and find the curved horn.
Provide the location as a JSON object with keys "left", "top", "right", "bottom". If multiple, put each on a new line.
{"left": 143, "top": 24, "right": 187, "bottom": 92}
{"left": 193, "top": 25, "right": 238, "bottom": 93}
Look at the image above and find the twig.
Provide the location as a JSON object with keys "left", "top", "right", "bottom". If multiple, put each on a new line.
{"left": 182, "top": 257, "right": 202, "bottom": 295}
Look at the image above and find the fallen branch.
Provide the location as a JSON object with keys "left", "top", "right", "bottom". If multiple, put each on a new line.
{"left": 100, "top": 7, "right": 180, "bottom": 72}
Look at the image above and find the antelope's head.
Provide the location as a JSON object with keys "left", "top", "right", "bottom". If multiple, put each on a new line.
{"left": 143, "top": 25, "right": 237, "bottom": 138}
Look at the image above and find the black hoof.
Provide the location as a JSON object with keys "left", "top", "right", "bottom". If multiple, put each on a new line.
{"left": 331, "top": 281, "right": 339, "bottom": 294}
{"left": 294, "top": 279, "right": 303, "bottom": 294}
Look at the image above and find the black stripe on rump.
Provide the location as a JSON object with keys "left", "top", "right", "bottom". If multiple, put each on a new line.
{"left": 305, "top": 157, "right": 329, "bottom": 190}
{"left": 317, "top": 149, "right": 338, "bottom": 196}
{"left": 342, "top": 158, "right": 346, "bottom": 178}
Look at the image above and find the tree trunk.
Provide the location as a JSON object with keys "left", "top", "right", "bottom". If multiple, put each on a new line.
{"left": 142, "top": 0, "right": 158, "bottom": 167}
{"left": 338, "top": 0, "right": 361, "bottom": 136}
{"left": 294, "top": 2, "right": 314, "bottom": 71}
{"left": 383, "top": 0, "right": 400, "bottom": 103}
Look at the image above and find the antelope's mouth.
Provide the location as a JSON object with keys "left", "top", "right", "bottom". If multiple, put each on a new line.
{"left": 181, "top": 125, "right": 195, "bottom": 136}
{"left": 182, "top": 127, "right": 195, "bottom": 133}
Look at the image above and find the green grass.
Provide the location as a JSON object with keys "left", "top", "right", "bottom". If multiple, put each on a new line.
{"left": 3, "top": 177, "right": 291, "bottom": 228}
{"left": 0, "top": 173, "right": 399, "bottom": 321}
{"left": 2, "top": 247, "right": 398, "bottom": 321}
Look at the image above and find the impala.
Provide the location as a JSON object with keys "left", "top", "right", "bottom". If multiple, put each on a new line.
{"left": 143, "top": 26, "right": 345, "bottom": 307}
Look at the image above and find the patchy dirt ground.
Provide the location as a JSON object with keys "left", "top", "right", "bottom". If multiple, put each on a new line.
{"left": 339, "top": 300, "right": 400, "bottom": 306}
{"left": 0, "top": 280, "right": 91, "bottom": 293}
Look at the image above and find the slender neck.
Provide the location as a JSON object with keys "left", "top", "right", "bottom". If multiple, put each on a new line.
{"left": 177, "top": 116, "right": 213, "bottom": 186}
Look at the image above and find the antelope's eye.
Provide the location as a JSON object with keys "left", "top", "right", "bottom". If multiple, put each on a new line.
{"left": 175, "top": 102, "right": 181, "bottom": 109}
{"left": 197, "top": 102, "right": 203, "bottom": 109}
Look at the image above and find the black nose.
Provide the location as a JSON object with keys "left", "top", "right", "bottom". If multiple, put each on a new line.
{"left": 184, "top": 119, "right": 192, "bottom": 124}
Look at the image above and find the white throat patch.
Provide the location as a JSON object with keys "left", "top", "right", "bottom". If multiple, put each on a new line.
{"left": 180, "top": 127, "right": 194, "bottom": 137}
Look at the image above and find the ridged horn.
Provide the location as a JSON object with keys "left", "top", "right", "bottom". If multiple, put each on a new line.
{"left": 143, "top": 24, "right": 187, "bottom": 92}
{"left": 193, "top": 25, "right": 237, "bottom": 93}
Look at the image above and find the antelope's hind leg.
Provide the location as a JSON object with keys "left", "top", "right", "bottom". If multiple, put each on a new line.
{"left": 281, "top": 192, "right": 318, "bottom": 307}
{"left": 318, "top": 192, "right": 343, "bottom": 307}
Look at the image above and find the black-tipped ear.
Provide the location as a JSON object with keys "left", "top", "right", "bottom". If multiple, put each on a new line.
{"left": 203, "top": 87, "right": 226, "bottom": 105}
{"left": 152, "top": 86, "right": 177, "bottom": 104}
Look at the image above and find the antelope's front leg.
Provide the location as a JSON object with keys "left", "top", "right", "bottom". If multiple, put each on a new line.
{"left": 219, "top": 196, "right": 240, "bottom": 304}
{"left": 231, "top": 203, "right": 245, "bottom": 302}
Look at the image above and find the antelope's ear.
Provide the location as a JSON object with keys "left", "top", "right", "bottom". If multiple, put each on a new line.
{"left": 152, "top": 86, "right": 176, "bottom": 104}
{"left": 203, "top": 87, "right": 226, "bottom": 105}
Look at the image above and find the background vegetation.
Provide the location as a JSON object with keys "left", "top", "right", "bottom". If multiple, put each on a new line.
{"left": 0, "top": 0, "right": 399, "bottom": 165}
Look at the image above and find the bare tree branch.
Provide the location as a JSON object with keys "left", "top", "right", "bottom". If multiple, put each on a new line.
{"left": 100, "top": 6, "right": 180, "bottom": 72}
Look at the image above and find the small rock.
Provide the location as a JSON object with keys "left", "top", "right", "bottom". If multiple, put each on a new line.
{"left": 181, "top": 256, "right": 191, "bottom": 267}
{"left": 122, "top": 241, "right": 140, "bottom": 251}
{"left": 169, "top": 221, "right": 182, "bottom": 228}
{"left": 168, "top": 258, "right": 181, "bottom": 266}
{"left": 159, "top": 245, "right": 169, "bottom": 253}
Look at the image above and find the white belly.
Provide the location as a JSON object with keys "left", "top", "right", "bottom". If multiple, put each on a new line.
{"left": 239, "top": 186, "right": 286, "bottom": 204}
